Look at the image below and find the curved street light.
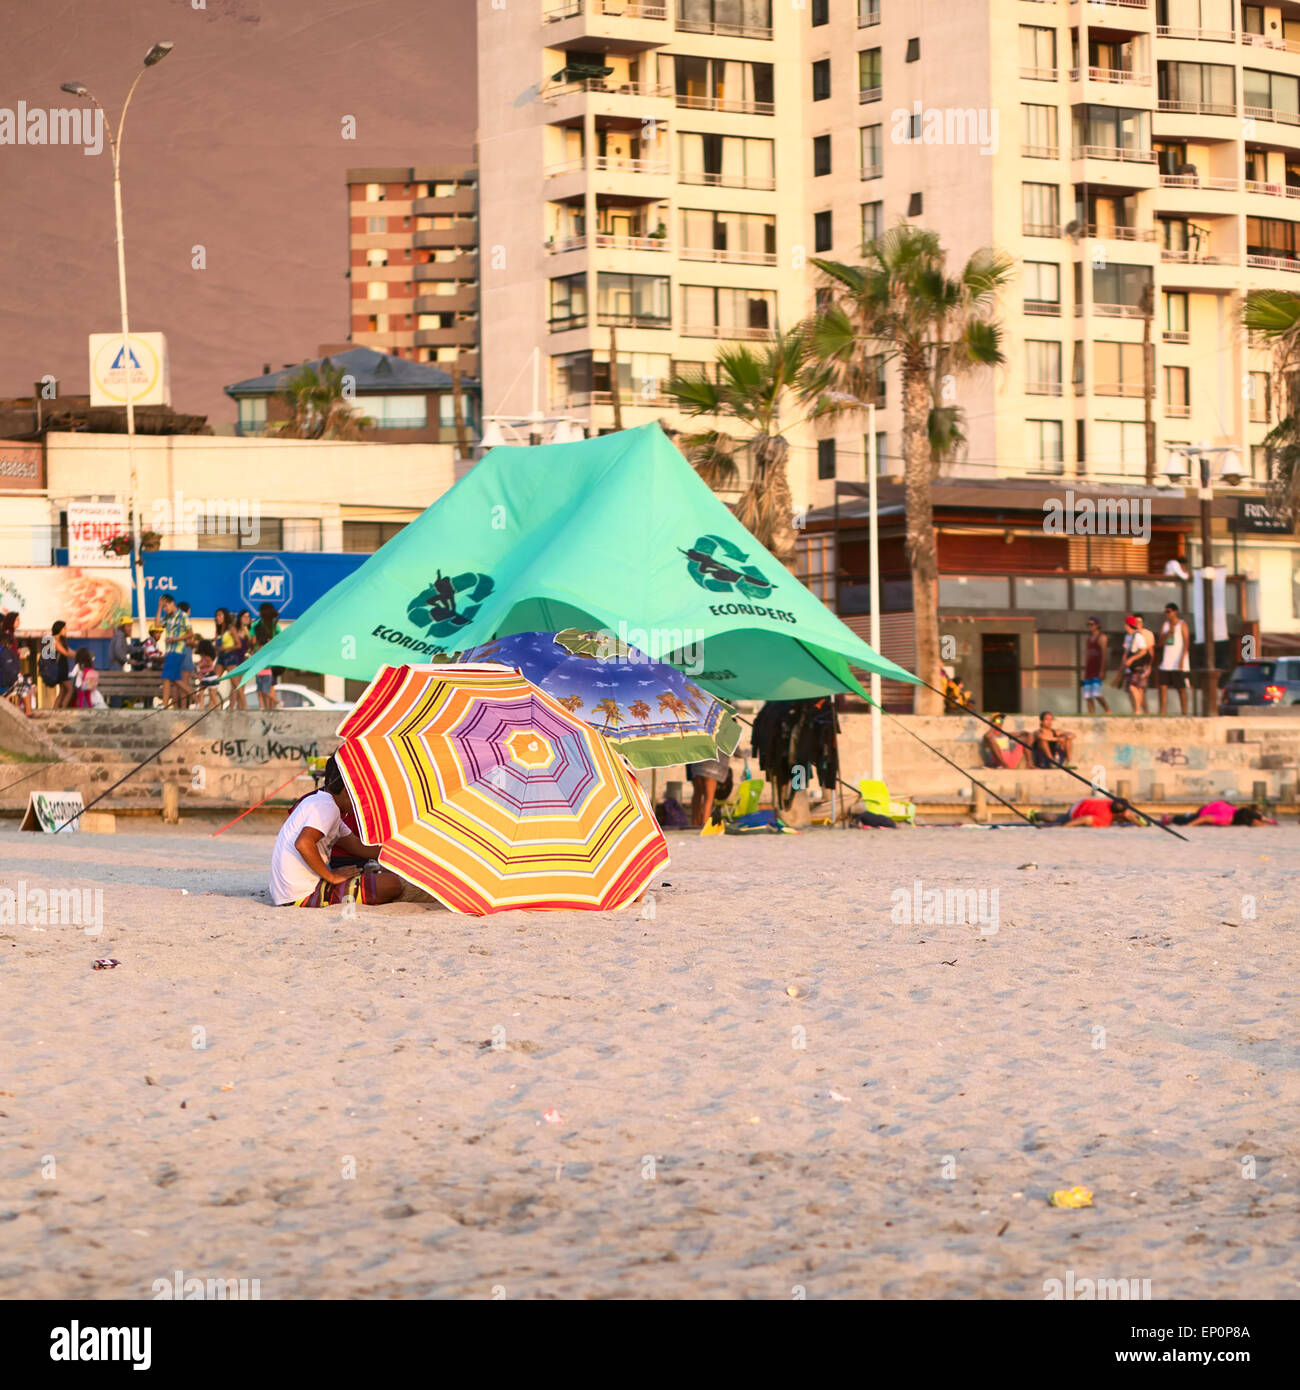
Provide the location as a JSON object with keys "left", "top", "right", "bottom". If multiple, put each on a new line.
{"left": 59, "top": 42, "right": 173, "bottom": 640}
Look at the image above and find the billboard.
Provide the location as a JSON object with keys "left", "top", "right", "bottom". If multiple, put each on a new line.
{"left": 67, "top": 501, "right": 128, "bottom": 567}
{"left": 88, "top": 332, "right": 171, "bottom": 408}
{"left": 141, "top": 550, "right": 364, "bottom": 620}
{"left": 0, "top": 566, "right": 132, "bottom": 636}
{"left": 0, "top": 440, "right": 44, "bottom": 491}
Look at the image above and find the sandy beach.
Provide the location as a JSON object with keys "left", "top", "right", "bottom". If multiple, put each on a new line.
{"left": 1, "top": 820, "right": 1297, "bottom": 1300}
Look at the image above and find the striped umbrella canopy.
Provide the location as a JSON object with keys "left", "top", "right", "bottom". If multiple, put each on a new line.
{"left": 456, "top": 629, "right": 741, "bottom": 769}
{"left": 333, "top": 663, "right": 669, "bottom": 915}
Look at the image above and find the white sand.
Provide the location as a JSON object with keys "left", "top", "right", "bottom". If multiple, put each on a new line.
{"left": 1, "top": 820, "right": 1297, "bottom": 1300}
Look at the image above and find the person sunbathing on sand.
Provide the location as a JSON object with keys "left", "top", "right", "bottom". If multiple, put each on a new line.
{"left": 270, "top": 756, "right": 404, "bottom": 907}
{"left": 1162, "top": 801, "right": 1273, "bottom": 828}
{"left": 1035, "top": 796, "right": 1142, "bottom": 828}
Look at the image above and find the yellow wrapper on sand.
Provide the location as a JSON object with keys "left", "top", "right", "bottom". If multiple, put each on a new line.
{"left": 1049, "top": 1186, "right": 1094, "bottom": 1209}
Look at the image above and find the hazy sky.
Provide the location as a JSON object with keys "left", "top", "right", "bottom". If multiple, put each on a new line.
{"left": 0, "top": 0, "right": 477, "bottom": 425}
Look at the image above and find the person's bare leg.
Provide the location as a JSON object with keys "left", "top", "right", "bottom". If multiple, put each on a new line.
{"left": 1097, "top": 694, "right": 1110, "bottom": 714}
{"left": 1179, "top": 683, "right": 1189, "bottom": 715}
{"left": 372, "top": 870, "right": 405, "bottom": 904}
{"left": 699, "top": 776, "right": 717, "bottom": 825}
{"left": 1159, "top": 682, "right": 1168, "bottom": 715}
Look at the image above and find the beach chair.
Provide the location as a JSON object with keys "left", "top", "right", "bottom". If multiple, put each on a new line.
{"left": 729, "top": 776, "right": 765, "bottom": 818}
{"left": 858, "top": 777, "right": 915, "bottom": 825}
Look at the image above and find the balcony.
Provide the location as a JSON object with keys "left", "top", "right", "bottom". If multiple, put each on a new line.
{"left": 1158, "top": 98, "right": 1237, "bottom": 117}
{"left": 678, "top": 169, "right": 776, "bottom": 191}
{"left": 1163, "top": 330, "right": 1190, "bottom": 344}
{"left": 1082, "top": 223, "right": 1156, "bottom": 242}
{"left": 1020, "top": 66, "right": 1059, "bottom": 82}
{"left": 1070, "top": 0, "right": 1149, "bottom": 10}
{"left": 1071, "top": 66, "right": 1151, "bottom": 87}
{"left": 1089, "top": 302, "right": 1147, "bottom": 319}
{"left": 1026, "top": 381, "right": 1064, "bottom": 397}
{"left": 1244, "top": 105, "right": 1300, "bottom": 129}
{"left": 676, "top": 14, "right": 771, "bottom": 40}
{"left": 412, "top": 190, "right": 475, "bottom": 217}
{"left": 1024, "top": 298, "right": 1061, "bottom": 316}
{"left": 1242, "top": 31, "right": 1300, "bottom": 57}
{"left": 413, "top": 325, "right": 478, "bottom": 347}
{"left": 549, "top": 313, "right": 590, "bottom": 333}
{"left": 414, "top": 259, "right": 478, "bottom": 282}
{"left": 1160, "top": 173, "right": 1239, "bottom": 192}
{"left": 1247, "top": 253, "right": 1300, "bottom": 273}
{"left": 596, "top": 310, "right": 672, "bottom": 329}
{"left": 858, "top": 86, "right": 882, "bottom": 104}
{"left": 1094, "top": 382, "right": 1146, "bottom": 398}
{"left": 681, "top": 323, "right": 776, "bottom": 340}
{"left": 546, "top": 234, "right": 588, "bottom": 254}
{"left": 1156, "top": 24, "right": 1234, "bottom": 42}
{"left": 860, "top": 164, "right": 883, "bottom": 180}
{"left": 546, "top": 78, "right": 673, "bottom": 103}
{"left": 594, "top": 232, "right": 672, "bottom": 252}
{"left": 1246, "top": 179, "right": 1300, "bottom": 200}
{"left": 1072, "top": 145, "right": 1157, "bottom": 164}
{"left": 675, "top": 92, "right": 774, "bottom": 116}
{"left": 413, "top": 288, "right": 478, "bottom": 314}
{"left": 1160, "top": 249, "right": 1238, "bottom": 265}
{"left": 679, "top": 246, "right": 777, "bottom": 265}
{"left": 413, "top": 223, "right": 477, "bottom": 249}
{"left": 1021, "top": 143, "right": 1060, "bottom": 159}
{"left": 1166, "top": 402, "right": 1191, "bottom": 418}
{"left": 594, "top": 153, "right": 670, "bottom": 175}
{"left": 1023, "top": 222, "right": 1061, "bottom": 237}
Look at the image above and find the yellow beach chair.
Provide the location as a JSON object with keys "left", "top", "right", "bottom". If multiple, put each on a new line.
{"left": 859, "top": 777, "right": 915, "bottom": 825}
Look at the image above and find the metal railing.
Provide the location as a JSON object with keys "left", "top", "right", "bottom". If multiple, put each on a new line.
{"left": 1020, "top": 66, "right": 1059, "bottom": 81}
{"left": 1021, "top": 143, "right": 1060, "bottom": 158}
{"left": 1247, "top": 253, "right": 1300, "bottom": 272}
{"left": 1070, "top": 66, "right": 1150, "bottom": 85}
{"left": 1161, "top": 173, "right": 1239, "bottom": 191}
{"left": 1160, "top": 249, "right": 1239, "bottom": 265}
{"left": 681, "top": 323, "right": 776, "bottom": 340}
{"left": 858, "top": 86, "right": 882, "bottom": 103}
{"left": 596, "top": 311, "right": 672, "bottom": 328}
{"left": 676, "top": 17, "right": 771, "bottom": 39}
{"left": 679, "top": 246, "right": 777, "bottom": 264}
{"left": 1242, "top": 31, "right": 1300, "bottom": 55}
{"left": 1026, "top": 382, "right": 1064, "bottom": 397}
{"left": 678, "top": 170, "right": 776, "bottom": 190}
{"left": 675, "top": 93, "right": 775, "bottom": 115}
{"left": 1156, "top": 25, "right": 1235, "bottom": 41}
{"left": 1073, "top": 145, "right": 1157, "bottom": 163}
{"left": 1245, "top": 179, "right": 1300, "bottom": 199}
{"left": 1024, "top": 299, "right": 1061, "bottom": 316}
{"left": 1083, "top": 223, "right": 1156, "bottom": 241}
{"left": 1157, "top": 98, "right": 1237, "bottom": 116}
{"left": 547, "top": 79, "right": 674, "bottom": 101}
{"left": 1163, "top": 329, "right": 1190, "bottom": 343}
{"left": 1244, "top": 104, "right": 1300, "bottom": 128}
{"left": 594, "top": 233, "right": 673, "bottom": 251}
{"left": 1091, "top": 303, "right": 1147, "bottom": 318}
{"left": 594, "top": 154, "right": 670, "bottom": 174}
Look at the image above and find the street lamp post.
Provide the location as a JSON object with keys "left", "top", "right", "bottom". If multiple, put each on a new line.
{"left": 61, "top": 41, "right": 173, "bottom": 641}
{"left": 1161, "top": 442, "right": 1244, "bottom": 714}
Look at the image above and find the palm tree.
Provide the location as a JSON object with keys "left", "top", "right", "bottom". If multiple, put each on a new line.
{"left": 273, "top": 359, "right": 373, "bottom": 440}
{"left": 665, "top": 328, "right": 839, "bottom": 569}
{"left": 629, "top": 700, "right": 651, "bottom": 722}
{"left": 1241, "top": 289, "right": 1300, "bottom": 515}
{"left": 809, "top": 226, "right": 1014, "bottom": 714}
{"left": 593, "top": 697, "right": 623, "bottom": 727}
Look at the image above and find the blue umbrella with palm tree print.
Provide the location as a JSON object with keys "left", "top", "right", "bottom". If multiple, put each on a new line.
{"left": 454, "top": 629, "right": 741, "bottom": 769}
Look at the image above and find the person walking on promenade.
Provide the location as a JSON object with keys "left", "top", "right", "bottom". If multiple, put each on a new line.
{"left": 1156, "top": 602, "right": 1191, "bottom": 716}
{"left": 1082, "top": 617, "right": 1110, "bottom": 714}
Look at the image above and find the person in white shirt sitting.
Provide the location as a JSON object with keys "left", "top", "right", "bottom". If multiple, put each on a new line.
{"left": 270, "top": 756, "right": 404, "bottom": 908}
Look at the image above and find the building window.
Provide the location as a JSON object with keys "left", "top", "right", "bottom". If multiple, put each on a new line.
{"left": 812, "top": 59, "right": 831, "bottom": 101}
{"left": 859, "top": 0, "right": 880, "bottom": 28}
{"left": 682, "top": 285, "right": 776, "bottom": 338}
{"left": 1091, "top": 420, "right": 1147, "bottom": 479}
{"left": 549, "top": 273, "right": 588, "bottom": 331}
{"left": 1164, "top": 290, "right": 1189, "bottom": 341}
{"left": 796, "top": 533, "right": 835, "bottom": 605}
{"left": 1249, "top": 370, "right": 1271, "bottom": 423}
{"left": 1026, "top": 419, "right": 1065, "bottom": 474}
{"left": 678, "top": 132, "right": 775, "bottom": 189}
{"left": 1023, "top": 260, "right": 1061, "bottom": 315}
{"left": 812, "top": 0, "right": 828, "bottom": 25}
{"left": 817, "top": 438, "right": 837, "bottom": 480}
{"left": 1019, "top": 25, "right": 1057, "bottom": 81}
{"left": 678, "top": 0, "right": 774, "bottom": 38}
{"left": 1158, "top": 60, "right": 1236, "bottom": 116}
{"left": 1243, "top": 67, "right": 1300, "bottom": 121}
{"left": 814, "top": 210, "right": 833, "bottom": 252}
{"left": 859, "top": 48, "right": 881, "bottom": 102}
{"left": 860, "top": 124, "right": 883, "bottom": 179}
{"left": 366, "top": 216, "right": 386, "bottom": 234}
{"left": 236, "top": 397, "right": 267, "bottom": 436}
{"left": 680, "top": 209, "right": 777, "bottom": 262}
{"left": 363, "top": 395, "right": 430, "bottom": 430}
{"left": 1092, "top": 261, "right": 1151, "bottom": 310}
{"left": 1022, "top": 182, "right": 1060, "bottom": 236}
{"left": 675, "top": 56, "right": 775, "bottom": 114}
{"left": 597, "top": 273, "right": 671, "bottom": 328}
{"left": 866, "top": 431, "right": 888, "bottom": 473}
{"left": 905, "top": 36, "right": 920, "bottom": 63}
{"left": 1164, "top": 365, "right": 1191, "bottom": 417}
{"left": 908, "top": 192, "right": 923, "bottom": 217}
{"left": 1094, "top": 342, "right": 1146, "bottom": 397}
{"left": 1021, "top": 103, "right": 1058, "bottom": 158}
{"left": 1025, "top": 341, "right": 1063, "bottom": 397}
{"left": 1247, "top": 214, "right": 1300, "bottom": 263}
{"left": 1072, "top": 104, "right": 1152, "bottom": 158}
{"left": 813, "top": 133, "right": 831, "bottom": 176}
{"left": 342, "top": 520, "right": 407, "bottom": 553}
{"left": 861, "top": 200, "right": 883, "bottom": 246}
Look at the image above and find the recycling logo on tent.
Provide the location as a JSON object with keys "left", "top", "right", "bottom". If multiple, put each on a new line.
{"left": 681, "top": 534, "right": 774, "bottom": 601}
{"left": 407, "top": 570, "right": 495, "bottom": 638}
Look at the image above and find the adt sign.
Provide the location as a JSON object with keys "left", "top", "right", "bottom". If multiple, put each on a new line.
{"left": 241, "top": 556, "right": 293, "bottom": 614}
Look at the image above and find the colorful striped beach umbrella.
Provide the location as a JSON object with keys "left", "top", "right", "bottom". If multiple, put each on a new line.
{"left": 456, "top": 629, "right": 741, "bottom": 769}
{"left": 333, "top": 663, "right": 669, "bottom": 915}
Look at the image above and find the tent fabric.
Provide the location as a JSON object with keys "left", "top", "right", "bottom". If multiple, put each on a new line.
{"left": 233, "top": 423, "right": 918, "bottom": 702}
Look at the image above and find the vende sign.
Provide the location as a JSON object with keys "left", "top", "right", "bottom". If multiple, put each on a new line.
{"left": 0, "top": 440, "right": 44, "bottom": 490}
{"left": 68, "top": 501, "right": 128, "bottom": 567}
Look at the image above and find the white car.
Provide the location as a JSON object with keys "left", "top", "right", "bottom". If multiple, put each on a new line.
{"left": 272, "top": 682, "right": 354, "bottom": 711}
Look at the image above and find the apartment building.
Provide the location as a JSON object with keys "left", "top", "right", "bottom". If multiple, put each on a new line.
{"left": 476, "top": 0, "right": 814, "bottom": 498}
{"left": 346, "top": 165, "right": 480, "bottom": 374}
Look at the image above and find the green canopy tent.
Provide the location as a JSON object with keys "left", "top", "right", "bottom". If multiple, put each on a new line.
{"left": 234, "top": 423, "right": 918, "bottom": 701}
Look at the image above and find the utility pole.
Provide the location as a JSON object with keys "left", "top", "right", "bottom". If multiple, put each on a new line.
{"left": 449, "top": 361, "right": 470, "bottom": 459}
{"left": 1198, "top": 455, "right": 1218, "bottom": 716}
{"left": 609, "top": 322, "right": 623, "bottom": 430}
{"left": 1142, "top": 281, "right": 1156, "bottom": 486}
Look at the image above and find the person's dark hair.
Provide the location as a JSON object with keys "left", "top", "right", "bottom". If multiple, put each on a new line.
{"left": 214, "top": 607, "right": 229, "bottom": 633}
{"left": 1232, "top": 805, "right": 1264, "bottom": 826}
{"left": 322, "top": 755, "right": 346, "bottom": 796}
{"left": 254, "top": 604, "right": 278, "bottom": 645}
{"left": 1165, "top": 603, "right": 1180, "bottom": 614}
{"left": 160, "top": 594, "right": 175, "bottom": 607}
{"left": 1087, "top": 616, "right": 1100, "bottom": 626}
{"left": 178, "top": 601, "right": 190, "bottom": 614}
{"left": 1109, "top": 799, "right": 1128, "bottom": 815}
{"left": 75, "top": 647, "right": 93, "bottom": 667}
{"left": 1039, "top": 710, "right": 1052, "bottom": 719}
{"left": 195, "top": 639, "right": 216, "bottom": 659}
{"left": 51, "top": 620, "right": 66, "bottom": 636}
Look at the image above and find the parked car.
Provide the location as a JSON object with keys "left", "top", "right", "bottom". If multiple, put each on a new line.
{"left": 273, "top": 682, "right": 353, "bottom": 712}
{"left": 1218, "top": 658, "right": 1300, "bottom": 714}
